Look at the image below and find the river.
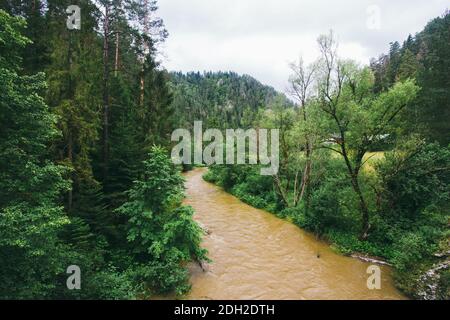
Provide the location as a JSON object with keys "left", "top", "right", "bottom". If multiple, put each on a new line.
{"left": 183, "top": 168, "right": 405, "bottom": 300}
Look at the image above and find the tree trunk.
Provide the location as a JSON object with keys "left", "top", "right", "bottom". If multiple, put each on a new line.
{"left": 102, "top": 5, "right": 110, "bottom": 181}
{"left": 140, "top": 72, "right": 145, "bottom": 107}
{"left": 67, "top": 28, "right": 74, "bottom": 211}
{"left": 351, "top": 174, "right": 371, "bottom": 240}
{"left": 67, "top": 130, "right": 73, "bottom": 210}
{"left": 274, "top": 174, "right": 289, "bottom": 207}
{"left": 114, "top": 31, "right": 119, "bottom": 77}
{"left": 140, "top": 0, "right": 150, "bottom": 107}
{"left": 297, "top": 162, "right": 310, "bottom": 204}
{"left": 296, "top": 104, "right": 312, "bottom": 206}
{"left": 337, "top": 126, "right": 371, "bottom": 240}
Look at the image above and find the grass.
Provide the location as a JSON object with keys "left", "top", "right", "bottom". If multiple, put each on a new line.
{"left": 362, "top": 151, "right": 385, "bottom": 173}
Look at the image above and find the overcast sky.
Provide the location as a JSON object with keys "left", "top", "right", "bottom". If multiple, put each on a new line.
{"left": 157, "top": 0, "right": 448, "bottom": 92}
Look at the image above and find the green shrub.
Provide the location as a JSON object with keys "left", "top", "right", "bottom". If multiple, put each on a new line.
{"left": 117, "top": 146, "right": 208, "bottom": 296}
{"left": 391, "top": 232, "right": 434, "bottom": 271}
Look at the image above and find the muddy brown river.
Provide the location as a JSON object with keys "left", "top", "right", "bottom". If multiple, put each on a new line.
{"left": 183, "top": 168, "right": 405, "bottom": 300}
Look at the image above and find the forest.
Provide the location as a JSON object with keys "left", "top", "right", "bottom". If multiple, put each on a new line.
{"left": 0, "top": 0, "right": 448, "bottom": 300}
{"left": 0, "top": 0, "right": 210, "bottom": 299}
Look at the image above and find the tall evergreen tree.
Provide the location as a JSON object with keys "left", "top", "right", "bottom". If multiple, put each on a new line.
{"left": 370, "top": 11, "right": 450, "bottom": 144}
{"left": 0, "top": 10, "right": 70, "bottom": 298}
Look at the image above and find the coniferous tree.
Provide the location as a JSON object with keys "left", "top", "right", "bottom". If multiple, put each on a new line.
{"left": 0, "top": 10, "right": 71, "bottom": 298}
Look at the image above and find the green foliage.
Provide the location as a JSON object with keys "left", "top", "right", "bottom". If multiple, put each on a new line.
{"left": 0, "top": 4, "right": 207, "bottom": 299}
{"left": 117, "top": 146, "right": 208, "bottom": 295}
{"left": 204, "top": 30, "right": 448, "bottom": 299}
{"left": 0, "top": 9, "right": 30, "bottom": 70}
{"left": 0, "top": 11, "right": 71, "bottom": 298}
{"left": 205, "top": 164, "right": 278, "bottom": 212}
{"left": 326, "top": 231, "right": 393, "bottom": 258}
{"left": 1, "top": 1, "right": 449, "bottom": 301}
{"left": 170, "top": 71, "right": 293, "bottom": 129}
{"left": 374, "top": 142, "right": 449, "bottom": 295}
{"left": 301, "top": 174, "right": 356, "bottom": 235}
{"left": 371, "top": 11, "right": 450, "bottom": 144}
{"left": 377, "top": 142, "right": 450, "bottom": 219}
{"left": 391, "top": 233, "right": 432, "bottom": 271}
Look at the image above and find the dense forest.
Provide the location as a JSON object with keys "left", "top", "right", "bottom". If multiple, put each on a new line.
{"left": 0, "top": 0, "right": 448, "bottom": 300}
{"left": 0, "top": 0, "right": 208, "bottom": 299}
{"left": 170, "top": 71, "right": 293, "bottom": 129}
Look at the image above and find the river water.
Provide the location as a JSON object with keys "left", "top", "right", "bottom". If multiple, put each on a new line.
{"left": 184, "top": 168, "right": 405, "bottom": 300}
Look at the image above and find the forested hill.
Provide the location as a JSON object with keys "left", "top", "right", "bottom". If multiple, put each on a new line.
{"left": 370, "top": 10, "right": 450, "bottom": 145}
{"left": 170, "top": 71, "right": 294, "bottom": 128}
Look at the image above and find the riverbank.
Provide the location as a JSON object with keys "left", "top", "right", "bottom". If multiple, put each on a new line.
{"left": 183, "top": 168, "right": 405, "bottom": 299}
{"left": 201, "top": 165, "right": 449, "bottom": 300}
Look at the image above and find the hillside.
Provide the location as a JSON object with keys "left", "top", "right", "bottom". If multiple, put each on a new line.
{"left": 170, "top": 71, "right": 294, "bottom": 128}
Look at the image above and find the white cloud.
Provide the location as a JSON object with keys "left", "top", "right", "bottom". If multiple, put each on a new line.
{"left": 157, "top": 0, "right": 448, "bottom": 92}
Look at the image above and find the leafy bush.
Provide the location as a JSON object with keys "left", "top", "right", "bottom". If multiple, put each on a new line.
{"left": 205, "top": 164, "right": 277, "bottom": 212}
{"left": 391, "top": 233, "right": 432, "bottom": 271}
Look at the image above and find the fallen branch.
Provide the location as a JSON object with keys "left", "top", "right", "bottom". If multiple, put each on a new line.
{"left": 350, "top": 254, "right": 392, "bottom": 266}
